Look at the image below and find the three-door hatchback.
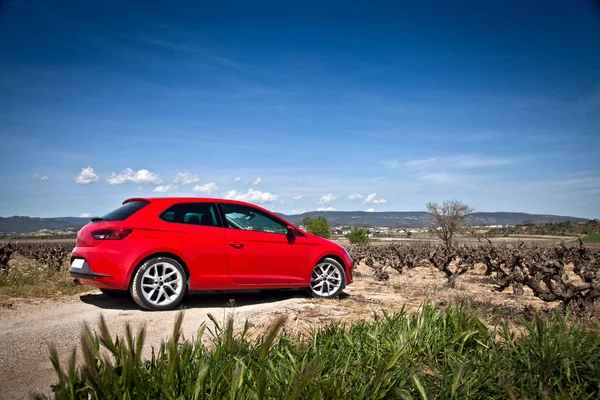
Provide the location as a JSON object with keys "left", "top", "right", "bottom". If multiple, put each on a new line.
{"left": 70, "top": 197, "right": 354, "bottom": 310}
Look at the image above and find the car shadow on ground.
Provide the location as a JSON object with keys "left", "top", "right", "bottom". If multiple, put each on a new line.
{"left": 79, "top": 289, "right": 312, "bottom": 311}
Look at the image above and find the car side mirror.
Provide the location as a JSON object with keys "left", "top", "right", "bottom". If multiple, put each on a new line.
{"left": 286, "top": 226, "right": 296, "bottom": 241}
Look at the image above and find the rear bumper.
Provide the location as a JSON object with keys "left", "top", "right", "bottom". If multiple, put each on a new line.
{"left": 70, "top": 244, "right": 137, "bottom": 290}
{"left": 69, "top": 259, "right": 112, "bottom": 279}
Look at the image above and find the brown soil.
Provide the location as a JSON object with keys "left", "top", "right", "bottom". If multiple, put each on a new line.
{"left": 0, "top": 262, "right": 555, "bottom": 400}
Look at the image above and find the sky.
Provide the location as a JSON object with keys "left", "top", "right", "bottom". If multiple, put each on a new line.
{"left": 1, "top": 0, "right": 599, "bottom": 219}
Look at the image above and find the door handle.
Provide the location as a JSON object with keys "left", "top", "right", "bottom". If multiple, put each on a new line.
{"left": 229, "top": 241, "right": 244, "bottom": 249}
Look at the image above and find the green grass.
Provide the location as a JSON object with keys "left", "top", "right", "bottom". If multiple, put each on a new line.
{"left": 0, "top": 253, "right": 90, "bottom": 298}
{"left": 582, "top": 233, "right": 600, "bottom": 243}
{"left": 39, "top": 303, "right": 600, "bottom": 399}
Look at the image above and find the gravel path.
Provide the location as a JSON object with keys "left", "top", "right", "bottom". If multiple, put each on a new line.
{"left": 0, "top": 290, "right": 310, "bottom": 400}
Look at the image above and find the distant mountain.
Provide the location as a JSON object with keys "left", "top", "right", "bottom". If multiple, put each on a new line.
{"left": 0, "top": 216, "right": 89, "bottom": 234}
{"left": 277, "top": 211, "right": 590, "bottom": 228}
{"left": 0, "top": 212, "right": 590, "bottom": 234}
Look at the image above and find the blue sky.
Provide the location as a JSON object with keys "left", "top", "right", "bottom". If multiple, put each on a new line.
{"left": 1, "top": 0, "right": 599, "bottom": 219}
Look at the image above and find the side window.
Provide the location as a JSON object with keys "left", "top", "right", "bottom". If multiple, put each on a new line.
{"left": 159, "top": 203, "right": 220, "bottom": 227}
{"left": 221, "top": 204, "right": 287, "bottom": 234}
{"left": 161, "top": 211, "right": 175, "bottom": 222}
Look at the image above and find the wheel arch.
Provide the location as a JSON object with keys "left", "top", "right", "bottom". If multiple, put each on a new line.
{"left": 315, "top": 254, "right": 348, "bottom": 283}
{"left": 128, "top": 252, "right": 190, "bottom": 290}
{"left": 317, "top": 254, "right": 345, "bottom": 270}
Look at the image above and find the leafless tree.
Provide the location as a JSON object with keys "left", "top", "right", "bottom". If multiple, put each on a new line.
{"left": 426, "top": 199, "right": 475, "bottom": 250}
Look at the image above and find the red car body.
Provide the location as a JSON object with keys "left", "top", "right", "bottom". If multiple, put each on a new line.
{"left": 70, "top": 197, "right": 353, "bottom": 296}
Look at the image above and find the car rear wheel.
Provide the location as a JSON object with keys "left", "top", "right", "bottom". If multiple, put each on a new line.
{"left": 131, "top": 257, "right": 187, "bottom": 311}
{"left": 307, "top": 258, "right": 346, "bottom": 298}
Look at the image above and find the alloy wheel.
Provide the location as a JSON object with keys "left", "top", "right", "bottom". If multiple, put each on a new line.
{"left": 310, "top": 261, "right": 343, "bottom": 297}
{"left": 140, "top": 261, "right": 183, "bottom": 307}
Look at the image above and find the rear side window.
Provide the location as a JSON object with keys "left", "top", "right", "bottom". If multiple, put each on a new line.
{"left": 160, "top": 203, "right": 220, "bottom": 227}
{"left": 100, "top": 200, "right": 149, "bottom": 221}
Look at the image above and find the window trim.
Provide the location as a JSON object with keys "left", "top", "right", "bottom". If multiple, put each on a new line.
{"left": 158, "top": 202, "right": 224, "bottom": 228}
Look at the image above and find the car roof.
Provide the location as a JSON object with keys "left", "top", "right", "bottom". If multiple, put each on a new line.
{"left": 123, "top": 197, "right": 304, "bottom": 232}
{"left": 123, "top": 197, "right": 274, "bottom": 211}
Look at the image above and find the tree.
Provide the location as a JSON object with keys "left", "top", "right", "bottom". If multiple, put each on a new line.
{"left": 302, "top": 216, "right": 331, "bottom": 239}
{"left": 347, "top": 227, "right": 369, "bottom": 244}
{"left": 426, "top": 199, "right": 475, "bottom": 250}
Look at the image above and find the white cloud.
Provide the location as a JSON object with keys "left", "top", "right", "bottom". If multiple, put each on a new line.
{"left": 106, "top": 168, "right": 162, "bottom": 185}
{"left": 250, "top": 177, "right": 262, "bottom": 186}
{"left": 365, "top": 208, "right": 375, "bottom": 212}
{"left": 223, "top": 188, "right": 278, "bottom": 204}
{"left": 405, "top": 155, "right": 516, "bottom": 170}
{"left": 403, "top": 158, "right": 438, "bottom": 170}
{"left": 384, "top": 154, "right": 516, "bottom": 171}
{"left": 316, "top": 194, "right": 339, "bottom": 205}
{"left": 192, "top": 182, "right": 219, "bottom": 194}
{"left": 383, "top": 160, "right": 401, "bottom": 169}
{"left": 32, "top": 173, "right": 49, "bottom": 181}
{"left": 291, "top": 207, "right": 307, "bottom": 215}
{"left": 75, "top": 166, "right": 99, "bottom": 185}
{"left": 153, "top": 184, "right": 178, "bottom": 193}
{"left": 363, "top": 193, "right": 387, "bottom": 204}
{"left": 280, "top": 195, "right": 305, "bottom": 204}
{"left": 557, "top": 176, "right": 600, "bottom": 187}
{"left": 419, "top": 173, "right": 465, "bottom": 184}
{"left": 79, "top": 213, "right": 92, "bottom": 218}
{"left": 233, "top": 177, "right": 242, "bottom": 182}
{"left": 317, "top": 206, "right": 336, "bottom": 211}
{"left": 173, "top": 172, "right": 200, "bottom": 185}
{"left": 348, "top": 193, "right": 364, "bottom": 200}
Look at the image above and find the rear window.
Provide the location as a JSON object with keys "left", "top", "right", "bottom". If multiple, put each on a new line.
{"left": 100, "top": 200, "right": 149, "bottom": 221}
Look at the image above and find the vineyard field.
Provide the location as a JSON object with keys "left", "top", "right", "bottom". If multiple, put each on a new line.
{"left": 0, "top": 237, "right": 599, "bottom": 398}
{"left": 1, "top": 237, "right": 598, "bottom": 314}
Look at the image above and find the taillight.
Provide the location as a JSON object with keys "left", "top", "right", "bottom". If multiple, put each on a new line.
{"left": 92, "top": 229, "right": 132, "bottom": 240}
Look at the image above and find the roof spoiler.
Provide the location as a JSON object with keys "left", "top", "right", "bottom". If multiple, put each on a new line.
{"left": 122, "top": 198, "right": 152, "bottom": 205}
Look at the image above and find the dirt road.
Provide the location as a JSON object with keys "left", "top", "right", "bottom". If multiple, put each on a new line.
{"left": 0, "top": 263, "right": 551, "bottom": 400}
{"left": 0, "top": 289, "right": 326, "bottom": 399}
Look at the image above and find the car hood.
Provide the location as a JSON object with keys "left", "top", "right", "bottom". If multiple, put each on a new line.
{"left": 304, "top": 232, "right": 346, "bottom": 251}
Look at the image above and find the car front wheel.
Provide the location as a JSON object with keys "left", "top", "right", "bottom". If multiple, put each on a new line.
{"left": 131, "top": 257, "right": 187, "bottom": 311}
{"left": 308, "top": 258, "right": 346, "bottom": 298}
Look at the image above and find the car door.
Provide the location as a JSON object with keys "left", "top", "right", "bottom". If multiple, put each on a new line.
{"left": 219, "top": 202, "right": 308, "bottom": 285}
{"left": 156, "top": 202, "right": 228, "bottom": 289}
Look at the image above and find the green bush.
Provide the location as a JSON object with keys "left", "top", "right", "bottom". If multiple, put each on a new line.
{"left": 302, "top": 216, "right": 331, "bottom": 239}
{"left": 346, "top": 227, "right": 370, "bottom": 244}
{"left": 41, "top": 303, "right": 600, "bottom": 399}
{"left": 582, "top": 233, "right": 600, "bottom": 243}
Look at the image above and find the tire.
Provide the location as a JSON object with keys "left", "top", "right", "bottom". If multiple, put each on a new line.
{"left": 307, "top": 257, "right": 346, "bottom": 299}
{"left": 99, "top": 288, "right": 129, "bottom": 297}
{"left": 131, "top": 256, "right": 187, "bottom": 311}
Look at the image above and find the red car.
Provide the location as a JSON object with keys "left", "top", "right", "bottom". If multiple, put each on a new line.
{"left": 70, "top": 197, "right": 354, "bottom": 310}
